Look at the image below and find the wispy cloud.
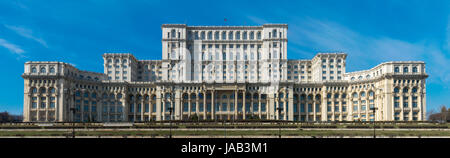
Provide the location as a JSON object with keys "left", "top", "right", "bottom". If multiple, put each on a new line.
{"left": 0, "top": 38, "right": 25, "bottom": 55}
{"left": 4, "top": 24, "right": 48, "bottom": 48}
{"left": 446, "top": 16, "right": 450, "bottom": 50}
{"left": 247, "top": 16, "right": 269, "bottom": 25}
{"left": 288, "top": 17, "right": 450, "bottom": 84}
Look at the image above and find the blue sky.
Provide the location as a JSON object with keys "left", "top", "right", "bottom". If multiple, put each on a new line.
{"left": 0, "top": 0, "right": 449, "bottom": 115}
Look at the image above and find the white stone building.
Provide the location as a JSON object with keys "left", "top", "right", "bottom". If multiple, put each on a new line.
{"left": 21, "top": 24, "right": 428, "bottom": 122}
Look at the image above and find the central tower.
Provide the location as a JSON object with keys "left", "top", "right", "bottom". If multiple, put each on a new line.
{"left": 161, "top": 24, "right": 288, "bottom": 83}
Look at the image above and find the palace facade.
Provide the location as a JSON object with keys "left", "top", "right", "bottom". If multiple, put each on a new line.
{"left": 22, "top": 24, "right": 428, "bottom": 122}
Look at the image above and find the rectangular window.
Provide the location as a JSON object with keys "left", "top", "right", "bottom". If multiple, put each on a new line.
{"left": 261, "top": 103, "right": 266, "bottom": 112}
{"left": 308, "top": 104, "right": 312, "bottom": 112}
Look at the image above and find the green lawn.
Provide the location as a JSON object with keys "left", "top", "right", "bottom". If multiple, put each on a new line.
{"left": 1, "top": 129, "right": 449, "bottom": 137}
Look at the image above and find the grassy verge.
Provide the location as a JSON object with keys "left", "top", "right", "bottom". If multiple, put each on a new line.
{"left": 1, "top": 129, "right": 449, "bottom": 137}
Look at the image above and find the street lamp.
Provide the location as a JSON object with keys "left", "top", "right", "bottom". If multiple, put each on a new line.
{"left": 276, "top": 106, "right": 283, "bottom": 138}
{"left": 69, "top": 107, "right": 76, "bottom": 138}
{"left": 370, "top": 107, "right": 378, "bottom": 138}
{"left": 167, "top": 106, "right": 173, "bottom": 138}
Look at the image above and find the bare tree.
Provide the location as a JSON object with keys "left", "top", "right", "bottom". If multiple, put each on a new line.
{"left": 426, "top": 108, "right": 437, "bottom": 121}
{"left": 440, "top": 105, "right": 448, "bottom": 123}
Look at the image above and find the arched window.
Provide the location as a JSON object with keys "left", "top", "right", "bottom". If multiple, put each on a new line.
{"left": 243, "top": 32, "right": 247, "bottom": 39}
{"left": 360, "top": 92, "right": 366, "bottom": 97}
{"left": 236, "top": 31, "right": 240, "bottom": 39}
{"left": 49, "top": 67, "right": 55, "bottom": 73}
{"left": 257, "top": 31, "right": 261, "bottom": 39}
{"left": 307, "top": 95, "right": 312, "bottom": 100}
{"left": 31, "top": 67, "right": 37, "bottom": 73}
{"left": 369, "top": 91, "right": 374, "bottom": 96}
{"left": 279, "top": 93, "right": 284, "bottom": 98}
{"left": 102, "top": 93, "right": 108, "bottom": 99}
{"left": 84, "top": 92, "right": 89, "bottom": 97}
{"left": 250, "top": 31, "right": 254, "bottom": 39}
{"left": 228, "top": 31, "right": 233, "bottom": 40}
{"left": 412, "top": 67, "right": 418, "bottom": 73}
{"left": 165, "top": 93, "right": 171, "bottom": 99}
{"left": 272, "top": 29, "right": 277, "bottom": 38}
{"left": 31, "top": 87, "right": 37, "bottom": 93}
{"left": 40, "top": 67, "right": 46, "bottom": 73}
{"left": 49, "top": 88, "right": 55, "bottom": 93}
{"left": 91, "top": 93, "right": 97, "bottom": 98}
{"left": 315, "top": 95, "right": 321, "bottom": 100}
{"left": 351, "top": 77, "right": 355, "bottom": 81}
{"left": 394, "top": 67, "right": 399, "bottom": 73}
{"left": 394, "top": 87, "right": 399, "bottom": 93}
{"left": 403, "top": 67, "right": 409, "bottom": 73}
{"left": 352, "top": 92, "right": 358, "bottom": 98}
{"left": 117, "top": 94, "right": 122, "bottom": 99}
{"left": 40, "top": 87, "right": 46, "bottom": 93}
{"left": 412, "top": 87, "right": 418, "bottom": 93}
{"left": 403, "top": 87, "right": 409, "bottom": 93}
{"left": 358, "top": 76, "right": 363, "bottom": 80}
{"left": 129, "top": 95, "right": 134, "bottom": 101}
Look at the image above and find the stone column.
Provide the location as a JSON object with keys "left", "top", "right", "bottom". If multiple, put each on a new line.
{"left": 203, "top": 91, "right": 207, "bottom": 120}
{"left": 313, "top": 97, "right": 316, "bottom": 122}
{"left": 258, "top": 93, "right": 262, "bottom": 119}
{"left": 156, "top": 92, "right": 162, "bottom": 121}
{"left": 46, "top": 91, "right": 50, "bottom": 122}
{"left": 133, "top": 96, "right": 137, "bottom": 122}
{"left": 242, "top": 91, "right": 246, "bottom": 120}
{"left": 400, "top": 89, "right": 404, "bottom": 121}
{"left": 211, "top": 90, "right": 215, "bottom": 120}
{"left": 175, "top": 90, "right": 181, "bottom": 121}
{"left": 141, "top": 99, "right": 144, "bottom": 121}
{"left": 188, "top": 93, "right": 191, "bottom": 118}
{"left": 196, "top": 91, "right": 199, "bottom": 118}
{"left": 288, "top": 89, "right": 294, "bottom": 121}
{"left": 234, "top": 90, "right": 238, "bottom": 120}
{"left": 305, "top": 95, "right": 309, "bottom": 122}
{"left": 55, "top": 92, "right": 60, "bottom": 122}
